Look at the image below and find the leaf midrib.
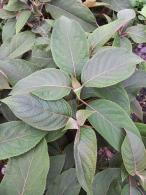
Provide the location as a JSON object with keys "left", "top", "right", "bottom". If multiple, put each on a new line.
{"left": 126, "top": 132, "right": 137, "bottom": 175}
{"left": 0, "top": 133, "right": 31, "bottom": 144}
{"left": 15, "top": 106, "right": 71, "bottom": 119}
{"left": 19, "top": 152, "right": 34, "bottom": 195}
{"left": 12, "top": 84, "right": 72, "bottom": 95}
{"left": 66, "top": 26, "right": 76, "bottom": 77}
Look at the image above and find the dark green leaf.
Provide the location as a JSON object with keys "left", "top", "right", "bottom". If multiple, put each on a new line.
{"left": 107, "top": 180, "right": 121, "bottom": 195}
{"left": 47, "top": 154, "right": 65, "bottom": 182}
{"left": 0, "top": 59, "right": 37, "bottom": 85}
{"left": 51, "top": 16, "right": 89, "bottom": 77}
{"left": 81, "top": 48, "right": 142, "bottom": 88}
{"left": 0, "top": 121, "right": 46, "bottom": 160}
{"left": 63, "top": 143, "right": 75, "bottom": 170}
{"left": 88, "top": 99, "right": 138, "bottom": 151}
{"left": 11, "top": 68, "right": 72, "bottom": 100}
{"left": 122, "top": 131, "right": 146, "bottom": 176}
{"left": 2, "top": 94, "right": 72, "bottom": 131}
{"left": 2, "top": 19, "right": 16, "bottom": 42}
{"left": 46, "top": 0, "right": 96, "bottom": 32}
{"left": 93, "top": 168, "right": 120, "bottom": 195}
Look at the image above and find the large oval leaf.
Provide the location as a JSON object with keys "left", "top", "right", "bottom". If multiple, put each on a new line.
{"left": 0, "top": 139, "right": 49, "bottom": 195}
{"left": 87, "top": 99, "right": 146, "bottom": 175}
{"left": 51, "top": 16, "right": 89, "bottom": 77}
{"left": 46, "top": 0, "right": 96, "bottom": 32}
{"left": 74, "top": 127, "right": 97, "bottom": 195}
{"left": 11, "top": 68, "right": 72, "bottom": 100}
{"left": 88, "top": 99, "right": 140, "bottom": 151}
{"left": 2, "top": 94, "right": 72, "bottom": 131}
{"left": 122, "top": 131, "right": 146, "bottom": 176}
{"left": 81, "top": 48, "right": 143, "bottom": 88}
{"left": 0, "top": 121, "right": 47, "bottom": 160}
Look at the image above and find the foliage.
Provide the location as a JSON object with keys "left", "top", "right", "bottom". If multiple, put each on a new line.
{"left": 0, "top": 0, "right": 146, "bottom": 194}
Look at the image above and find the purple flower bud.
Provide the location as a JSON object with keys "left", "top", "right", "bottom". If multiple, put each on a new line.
{"left": 98, "top": 147, "right": 114, "bottom": 160}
